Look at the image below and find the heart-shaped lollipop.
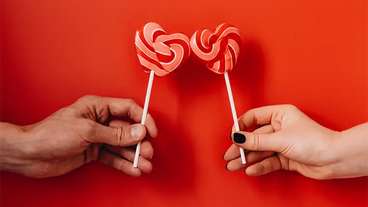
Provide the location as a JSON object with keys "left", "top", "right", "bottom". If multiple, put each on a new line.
{"left": 135, "top": 22, "right": 190, "bottom": 76}
{"left": 133, "top": 22, "right": 190, "bottom": 167}
{"left": 190, "top": 23, "right": 246, "bottom": 164}
{"left": 190, "top": 23, "right": 241, "bottom": 74}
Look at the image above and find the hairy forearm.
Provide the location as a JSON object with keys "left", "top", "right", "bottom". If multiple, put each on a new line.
{"left": 334, "top": 122, "right": 368, "bottom": 179}
{"left": 0, "top": 122, "right": 29, "bottom": 172}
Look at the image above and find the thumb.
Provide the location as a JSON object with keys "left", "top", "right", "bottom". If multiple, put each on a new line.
{"left": 90, "top": 123, "right": 146, "bottom": 146}
{"left": 231, "top": 131, "right": 285, "bottom": 152}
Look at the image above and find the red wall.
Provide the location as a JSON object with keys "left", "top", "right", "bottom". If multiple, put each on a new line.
{"left": 1, "top": 0, "right": 367, "bottom": 206}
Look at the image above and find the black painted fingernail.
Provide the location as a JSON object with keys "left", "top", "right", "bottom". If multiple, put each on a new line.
{"left": 222, "top": 153, "right": 225, "bottom": 160}
{"left": 230, "top": 131, "right": 232, "bottom": 140}
{"left": 244, "top": 169, "right": 247, "bottom": 175}
{"left": 225, "top": 163, "right": 229, "bottom": 171}
{"left": 234, "top": 133, "right": 246, "bottom": 143}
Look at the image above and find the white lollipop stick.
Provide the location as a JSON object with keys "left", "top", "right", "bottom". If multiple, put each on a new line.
{"left": 224, "top": 72, "right": 246, "bottom": 164}
{"left": 133, "top": 70, "right": 155, "bottom": 168}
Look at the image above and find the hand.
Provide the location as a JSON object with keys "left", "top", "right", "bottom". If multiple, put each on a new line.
{"left": 224, "top": 104, "right": 342, "bottom": 180}
{"left": 0, "top": 95, "right": 158, "bottom": 178}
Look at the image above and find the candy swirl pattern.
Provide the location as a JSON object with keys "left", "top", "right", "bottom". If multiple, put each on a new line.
{"left": 190, "top": 23, "right": 241, "bottom": 74}
{"left": 135, "top": 22, "right": 190, "bottom": 76}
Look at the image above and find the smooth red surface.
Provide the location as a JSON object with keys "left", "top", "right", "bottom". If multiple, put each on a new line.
{"left": 1, "top": 1, "right": 367, "bottom": 206}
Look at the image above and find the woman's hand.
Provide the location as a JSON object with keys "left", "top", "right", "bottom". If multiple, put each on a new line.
{"left": 224, "top": 104, "right": 368, "bottom": 180}
{"left": 0, "top": 95, "right": 158, "bottom": 178}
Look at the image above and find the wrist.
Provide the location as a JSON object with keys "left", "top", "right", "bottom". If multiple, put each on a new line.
{"left": 331, "top": 123, "right": 368, "bottom": 179}
{"left": 0, "top": 122, "right": 30, "bottom": 173}
{"left": 314, "top": 130, "right": 343, "bottom": 180}
{"left": 323, "top": 130, "right": 343, "bottom": 179}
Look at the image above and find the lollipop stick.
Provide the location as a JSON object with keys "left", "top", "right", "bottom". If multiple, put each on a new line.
{"left": 224, "top": 72, "right": 246, "bottom": 164}
{"left": 133, "top": 70, "right": 155, "bottom": 168}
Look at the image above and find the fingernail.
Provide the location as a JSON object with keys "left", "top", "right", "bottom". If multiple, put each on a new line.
{"left": 130, "top": 125, "right": 144, "bottom": 138}
{"left": 244, "top": 169, "right": 247, "bottom": 175}
{"left": 234, "top": 133, "right": 246, "bottom": 143}
{"left": 222, "top": 153, "right": 225, "bottom": 160}
{"left": 230, "top": 131, "right": 232, "bottom": 140}
{"left": 225, "top": 163, "right": 229, "bottom": 171}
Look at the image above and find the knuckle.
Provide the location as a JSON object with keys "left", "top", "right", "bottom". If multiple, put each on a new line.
{"left": 258, "top": 164, "right": 266, "bottom": 174}
{"left": 55, "top": 107, "right": 78, "bottom": 117}
{"left": 237, "top": 111, "right": 252, "bottom": 129}
{"left": 244, "top": 109, "right": 255, "bottom": 118}
{"left": 126, "top": 99, "right": 137, "bottom": 105}
{"left": 284, "top": 104, "right": 298, "bottom": 111}
{"left": 113, "top": 127, "right": 125, "bottom": 145}
{"left": 73, "top": 95, "right": 99, "bottom": 109}
{"left": 83, "top": 95, "right": 96, "bottom": 100}
{"left": 252, "top": 133, "right": 261, "bottom": 150}
{"left": 78, "top": 95, "right": 98, "bottom": 103}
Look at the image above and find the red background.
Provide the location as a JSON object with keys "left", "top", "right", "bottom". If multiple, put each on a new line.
{"left": 1, "top": 0, "right": 367, "bottom": 206}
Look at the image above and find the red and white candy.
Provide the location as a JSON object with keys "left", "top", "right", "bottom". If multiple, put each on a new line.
{"left": 190, "top": 23, "right": 241, "bottom": 74}
{"left": 133, "top": 22, "right": 190, "bottom": 167}
{"left": 190, "top": 23, "right": 246, "bottom": 164}
{"left": 135, "top": 22, "right": 190, "bottom": 76}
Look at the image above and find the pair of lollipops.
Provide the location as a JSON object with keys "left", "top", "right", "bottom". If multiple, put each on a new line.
{"left": 134, "top": 22, "right": 246, "bottom": 167}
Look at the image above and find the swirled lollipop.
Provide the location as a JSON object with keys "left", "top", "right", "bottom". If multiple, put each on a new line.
{"left": 190, "top": 23, "right": 246, "bottom": 164}
{"left": 134, "top": 22, "right": 190, "bottom": 167}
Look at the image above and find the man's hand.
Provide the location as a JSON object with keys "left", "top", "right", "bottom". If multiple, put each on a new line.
{"left": 0, "top": 95, "right": 158, "bottom": 178}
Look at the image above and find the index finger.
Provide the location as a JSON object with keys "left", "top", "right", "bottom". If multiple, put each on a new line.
{"left": 75, "top": 96, "right": 158, "bottom": 138}
{"left": 104, "top": 98, "right": 158, "bottom": 138}
{"left": 237, "top": 105, "right": 283, "bottom": 131}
